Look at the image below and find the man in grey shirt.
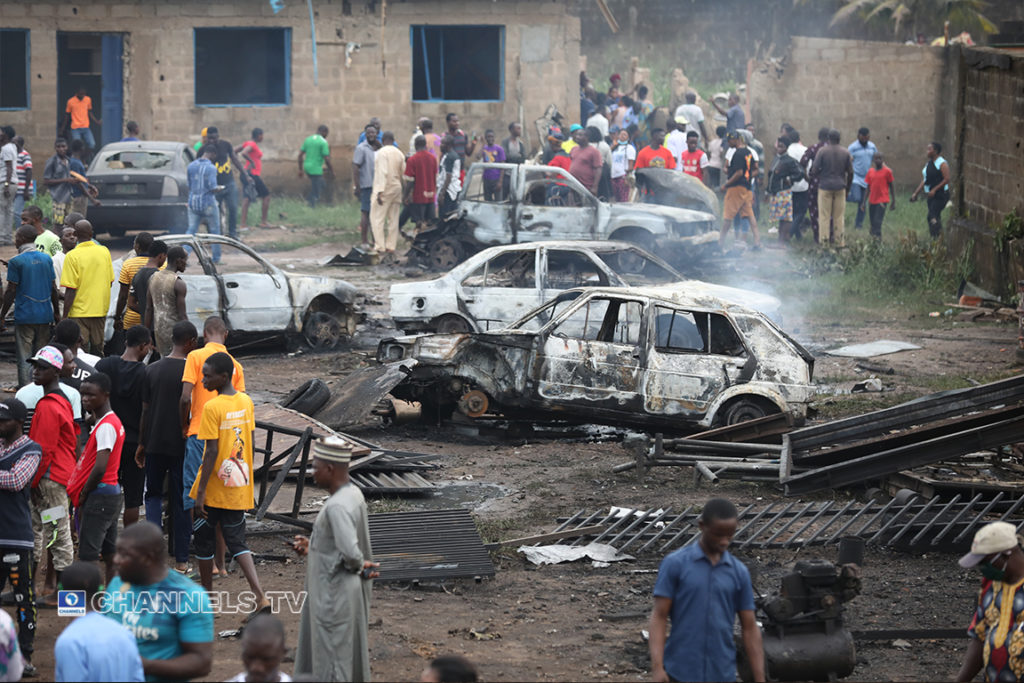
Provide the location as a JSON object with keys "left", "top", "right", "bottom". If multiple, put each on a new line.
{"left": 351, "top": 125, "right": 380, "bottom": 248}
{"left": 810, "top": 129, "right": 853, "bottom": 247}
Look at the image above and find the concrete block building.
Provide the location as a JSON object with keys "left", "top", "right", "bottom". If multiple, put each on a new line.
{"left": 0, "top": 0, "right": 580, "bottom": 190}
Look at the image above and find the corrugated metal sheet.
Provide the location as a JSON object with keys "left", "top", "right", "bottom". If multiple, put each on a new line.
{"left": 369, "top": 509, "right": 495, "bottom": 582}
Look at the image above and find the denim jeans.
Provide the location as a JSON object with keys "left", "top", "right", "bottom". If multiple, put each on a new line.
{"left": 11, "top": 193, "right": 28, "bottom": 225}
{"left": 15, "top": 323, "right": 50, "bottom": 387}
{"left": 182, "top": 435, "right": 204, "bottom": 511}
{"left": 308, "top": 175, "right": 325, "bottom": 207}
{"left": 187, "top": 202, "right": 221, "bottom": 262}
{"left": 70, "top": 127, "right": 96, "bottom": 149}
{"left": 216, "top": 180, "right": 239, "bottom": 240}
{"left": 145, "top": 451, "right": 190, "bottom": 563}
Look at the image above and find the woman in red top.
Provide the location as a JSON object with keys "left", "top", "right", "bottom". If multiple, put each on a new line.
{"left": 236, "top": 128, "right": 271, "bottom": 229}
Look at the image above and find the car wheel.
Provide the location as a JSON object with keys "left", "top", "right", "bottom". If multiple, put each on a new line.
{"left": 303, "top": 311, "right": 344, "bottom": 350}
{"left": 434, "top": 314, "right": 472, "bottom": 334}
{"left": 281, "top": 378, "right": 331, "bottom": 416}
{"left": 429, "top": 237, "right": 464, "bottom": 271}
{"left": 720, "top": 397, "right": 778, "bottom": 426}
{"left": 610, "top": 229, "right": 655, "bottom": 274}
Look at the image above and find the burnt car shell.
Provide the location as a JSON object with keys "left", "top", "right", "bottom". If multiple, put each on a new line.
{"left": 378, "top": 287, "right": 815, "bottom": 431}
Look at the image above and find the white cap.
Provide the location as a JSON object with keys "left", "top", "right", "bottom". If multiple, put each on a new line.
{"left": 959, "top": 522, "right": 1020, "bottom": 567}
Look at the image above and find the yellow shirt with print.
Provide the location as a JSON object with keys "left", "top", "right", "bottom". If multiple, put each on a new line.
{"left": 190, "top": 391, "right": 255, "bottom": 511}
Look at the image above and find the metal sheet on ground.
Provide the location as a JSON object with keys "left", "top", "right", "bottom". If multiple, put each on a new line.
{"left": 313, "top": 359, "right": 418, "bottom": 430}
{"left": 369, "top": 508, "right": 495, "bottom": 582}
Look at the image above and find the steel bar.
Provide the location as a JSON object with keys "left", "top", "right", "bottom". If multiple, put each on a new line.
{"left": 592, "top": 508, "right": 642, "bottom": 545}
{"left": 783, "top": 415, "right": 1024, "bottom": 495}
{"left": 550, "top": 510, "right": 585, "bottom": 535}
{"left": 866, "top": 494, "right": 919, "bottom": 545}
{"left": 571, "top": 510, "right": 624, "bottom": 546}
{"left": 637, "top": 505, "right": 696, "bottom": 554}
{"left": 783, "top": 500, "right": 837, "bottom": 548}
{"left": 997, "top": 493, "right": 1024, "bottom": 523}
{"left": 696, "top": 462, "right": 718, "bottom": 483}
{"left": 619, "top": 508, "right": 674, "bottom": 552}
{"left": 733, "top": 503, "right": 777, "bottom": 543}
{"left": 888, "top": 496, "right": 942, "bottom": 545}
{"left": 953, "top": 492, "right": 1006, "bottom": 543}
{"left": 609, "top": 508, "right": 662, "bottom": 546}
{"left": 909, "top": 494, "right": 963, "bottom": 546}
{"left": 737, "top": 502, "right": 797, "bottom": 549}
{"left": 802, "top": 499, "right": 857, "bottom": 546}
{"left": 664, "top": 438, "right": 783, "bottom": 454}
{"left": 931, "top": 493, "right": 986, "bottom": 545}
{"left": 761, "top": 502, "right": 817, "bottom": 547}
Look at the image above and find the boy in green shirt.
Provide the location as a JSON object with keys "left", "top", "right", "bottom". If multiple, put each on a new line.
{"left": 298, "top": 125, "right": 333, "bottom": 208}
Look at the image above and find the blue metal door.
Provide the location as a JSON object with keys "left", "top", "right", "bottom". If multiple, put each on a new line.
{"left": 100, "top": 34, "right": 123, "bottom": 146}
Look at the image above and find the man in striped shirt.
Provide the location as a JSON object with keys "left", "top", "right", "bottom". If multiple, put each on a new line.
{"left": 0, "top": 398, "right": 41, "bottom": 678}
{"left": 12, "top": 136, "right": 32, "bottom": 224}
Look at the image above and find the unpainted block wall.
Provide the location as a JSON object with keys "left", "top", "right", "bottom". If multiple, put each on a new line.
{"left": 958, "top": 49, "right": 1024, "bottom": 229}
{"left": 748, "top": 37, "right": 947, "bottom": 185}
{"left": 1, "top": 0, "right": 580, "bottom": 191}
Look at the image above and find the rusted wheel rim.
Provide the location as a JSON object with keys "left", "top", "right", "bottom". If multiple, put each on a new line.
{"left": 459, "top": 389, "right": 489, "bottom": 418}
{"left": 429, "top": 238, "right": 462, "bottom": 271}
{"left": 304, "top": 311, "right": 343, "bottom": 350}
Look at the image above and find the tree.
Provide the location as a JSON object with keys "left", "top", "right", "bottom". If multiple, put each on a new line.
{"left": 822, "top": 0, "right": 997, "bottom": 38}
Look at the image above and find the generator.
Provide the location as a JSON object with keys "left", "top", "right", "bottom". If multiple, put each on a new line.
{"left": 738, "top": 541, "right": 863, "bottom": 682}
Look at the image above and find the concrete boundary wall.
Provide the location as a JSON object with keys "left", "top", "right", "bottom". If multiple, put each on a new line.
{"left": 748, "top": 36, "right": 947, "bottom": 185}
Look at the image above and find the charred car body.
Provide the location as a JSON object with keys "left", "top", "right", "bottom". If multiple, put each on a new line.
{"left": 391, "top": 240, "right": 783, "bottom": 335}
{"left": 377, "top": 286, "right": 815, "bottom": 431}
{"left": 409, "top": 163, "right": 718, "bottom": 271}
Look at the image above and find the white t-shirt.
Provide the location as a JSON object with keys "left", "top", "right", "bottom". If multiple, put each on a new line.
{"left": 664, "top": 131, "right": 687, "bottom": 170}
{"left": 0, "top": 142, "right": 17, "bottom": 177}
{"left": 586, "top": 114, "right": 609, "bottom": 140}
{"left": 707, "top": 138, "right": 725, "bottom": 170}
{"left": 77, "top": 348, "right": 101, "bottom": 367}
{"left": 597, "top": 140, "right": 612, "bottom": 169}
{"left": 16, "top": 382, "right": 83, "bottom": 420}
{"left": 610, "top": 143, "right": 637, "bottom": 179}
{"left": 92, "top": 412, "right": 118, "bottom": 451}
{"left": 787, "top": 142, "right": 809, "bottom": 192}
{"left": 674, "top": 103, "right": 706, "bottom": 141}
{"left": 725, "top": 146, "right": 759, "bottom": 163}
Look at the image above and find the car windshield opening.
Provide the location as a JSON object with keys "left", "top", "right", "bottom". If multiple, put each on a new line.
{"left": 597, "top": 251, "right": 681, "bottom": 286}
{"left": 510, "top": 291, "right": 581, "bottom": 331}
{"left": 97, "top": 151, "right": 174, "bottom": 171}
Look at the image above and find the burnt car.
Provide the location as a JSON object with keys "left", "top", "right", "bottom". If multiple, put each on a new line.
{"left": 390, "top": 240, "right": 782, "bottom": 334}
{"left": 409, "top": 163, "right": 718, "bottom": 271}
{"left": 85, "top": 141, "right": 193, "bottom": 236}
{"left": 106, "top": 234, "right": 359, "bottom": 349}
{"left": 376, "top": 286, "right": 815, "bottom": 430}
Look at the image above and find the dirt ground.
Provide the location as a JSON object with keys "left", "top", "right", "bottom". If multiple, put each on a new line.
{"left": 5, "top": 225, "right": 1021, "bottom": 682}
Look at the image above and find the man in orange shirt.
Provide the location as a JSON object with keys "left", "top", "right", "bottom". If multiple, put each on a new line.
{"left": 62, "top": 87, "right": 101, "bottom": 153}
{"left": 179, "top": 316, "right": 244, "bottom": 571}
{"left": 634, "top": 129, "right": 676, "bottom": 171}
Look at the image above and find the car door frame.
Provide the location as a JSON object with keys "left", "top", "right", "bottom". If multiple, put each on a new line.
{"left": 455, "top": 246, "right": 544, "bottom": 332}
{"left": 460, "top": 163, "right": 517, "bottom": 246}
{"left": 513, "top": 167, "right": 601, "bottom": 242}
{"left": 206, "top": 238, "right": 295, "bottom": 333}
{"left": 162, "top": 235, "right": 227, "bottom": 326}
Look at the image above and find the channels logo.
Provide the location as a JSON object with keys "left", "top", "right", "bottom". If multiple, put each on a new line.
{"left": 57, "top": 590, "right": 86, "bottom": 617}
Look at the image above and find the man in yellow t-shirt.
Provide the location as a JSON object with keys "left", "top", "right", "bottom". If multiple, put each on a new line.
{"left": 60, "top": 220, "right": 114, "bottom": 355}
{"left": 189, "top": 350, "right": 268, "bottom": 613}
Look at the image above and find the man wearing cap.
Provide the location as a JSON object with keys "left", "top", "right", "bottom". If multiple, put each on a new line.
{"left": 957, "top": 521, "right": 1024, "bottom": 682}
{"left": 0, "top": 397, "right": 41, "bottom": 677}
{"left": 1, "top": 225, "right": 59, "bottom": 387}
{"left": 25, "top": 345, "right": 78, "bottom": 605}
{"left": 292, "top": 437, "right": 378, "bottom": 681}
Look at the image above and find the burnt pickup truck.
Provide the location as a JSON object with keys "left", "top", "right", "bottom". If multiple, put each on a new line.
{"left": 410, "top": 163, "right": 718, "bottom": 271}
{"left": 374, "top": 286, "right": 815, "bottom": 431}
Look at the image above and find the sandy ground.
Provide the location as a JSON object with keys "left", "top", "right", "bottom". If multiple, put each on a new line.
{"left": 2, "top": 225, "right": 1020, "bottom": 682}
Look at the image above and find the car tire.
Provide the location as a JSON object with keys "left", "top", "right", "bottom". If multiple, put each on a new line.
{"left": 281, "top": 378, "right": 331, "bottom": 416}
{"left": 428, "top": 237, "right": 464, "bottom": 271}
{"left": 434, "top": 314, "right": 472, "bottom": 334}
{"left": 609, "top": 228, "right": 655, "bottom": 274}
{"left": 719, "top": 397, "right": 779, "bottom": 426}
{"left": 303, "top": 310, "right": 345, "bottom": 350}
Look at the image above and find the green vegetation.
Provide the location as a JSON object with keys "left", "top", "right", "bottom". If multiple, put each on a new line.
{"left": 270, "top": 197, "right": 362, "bottom": 239}
{"left": 772, "top": 199, "right": 974, "bottom": 320}
{"left": 821, "top": 0, "right": 997, "bottom": 37}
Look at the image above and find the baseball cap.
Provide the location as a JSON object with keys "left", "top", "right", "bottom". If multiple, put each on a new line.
{"left": 569, "top": 124, "right": 583, "bottom": 133}
{"left": 28, "top": 345, "right": 64, "bottom": 371}
{"left": 200, "top": 127, "right": 208, "bottom": 137}
{"left": 960, "top": 522, "right": 1020, "bottom": 567}
{"left": 726, "top": 131, "right": 741, "bottom": 140}
{"left": 0, "top": 399, "right": 27, "bottom": 424}
{"left": 675, "top": 115, "right": 689, "bottom": 125}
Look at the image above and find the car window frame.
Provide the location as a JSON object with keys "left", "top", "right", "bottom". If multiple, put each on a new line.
{"left": 651, "top": 304, "right": 749, "bottom": 358}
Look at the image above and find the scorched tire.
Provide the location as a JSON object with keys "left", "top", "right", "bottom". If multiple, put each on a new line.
{"left": 281, "top": 378, "right": 331, "bottom": 416}
{"left": 434, "top": 314, "right": 472, "bottom": 334}
{"left": 428, "top": 237, "right": 464, "bottom": 271}
{"left": 720, "top": 396, "right": 779, "bottom": 426}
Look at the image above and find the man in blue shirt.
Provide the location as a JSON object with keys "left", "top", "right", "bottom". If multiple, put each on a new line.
{"left": 714, "top": 93, "right": 746, "bottom": 133}
{"left": 187, "top": 145, "right": 221, "bottom": 262}
{"left": 1, "top": 226, "right": 59, "bottom": 386}
{"left": 54, "top": 561, "right": 144, "bottom": 682}
{"left": 105, "top": 522, "right": 213, "bottom": 682}
{"left": 649, "top": 498, "right": 765, "bottom": 683}
{"left": 847, "top": 127, "right": 877, "bottom": 231}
